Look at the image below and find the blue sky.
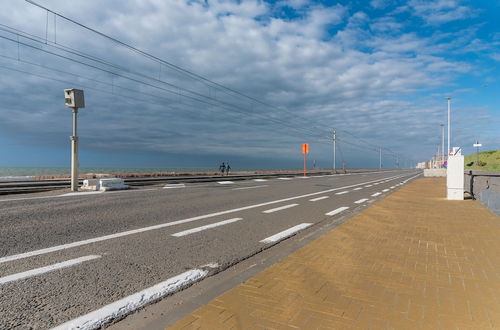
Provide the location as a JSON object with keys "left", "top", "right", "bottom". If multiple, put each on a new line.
{"left": 0, "top": 0, "right": 498, "bottom": 170}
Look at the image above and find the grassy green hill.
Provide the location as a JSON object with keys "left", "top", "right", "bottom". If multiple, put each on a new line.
{"left": 464, "top": 150, "right": 500, "bottom": 171}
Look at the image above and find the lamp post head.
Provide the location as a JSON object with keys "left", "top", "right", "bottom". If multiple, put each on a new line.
{"left": 64, "top": 89, "right": 85, "bottom": 109}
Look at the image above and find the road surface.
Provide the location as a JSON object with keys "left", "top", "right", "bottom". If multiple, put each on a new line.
{"left": 0, "top": 169, "right": 420, "bottom": 329}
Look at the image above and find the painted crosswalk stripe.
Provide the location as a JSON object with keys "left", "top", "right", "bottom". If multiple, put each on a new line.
{"left": 52, "top": 269, "right": 208, "bottom": 330}
{"left": 262, "top": 204, "right": 299, "bottom": 214}
{"left": 371, "top": 192, "right": 381, "bottom": 197}
{"left": 309, "top": 196, "right": 329, "bottom": 202}
{"left": 354, "top": 198, "right": 369, "bottom": 204}
{"left": 260, "top": 223, "right": 313, "bottom": 243}
{"left": 325, "top": 206, "right": 349, "bottom": 216}
{"left": 382, "top": 189, "right": 389, "bottom": 192}
{"left": 172, "top": 218, "right": 242, "bottom": 237}
{"left": 0, "top": 255, "right": 101, "bottom": 285}
{"left": 335, "top": 191, "right": 349, "bottom": 195}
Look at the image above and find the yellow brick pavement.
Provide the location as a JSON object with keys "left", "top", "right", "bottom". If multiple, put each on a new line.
{"left": 169, "top": 178, "right": 500, "bottom": 329}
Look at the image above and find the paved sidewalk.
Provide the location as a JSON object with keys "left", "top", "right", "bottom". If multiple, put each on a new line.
{"left": 169, "top": 178, "right": 499, "bottom": 329}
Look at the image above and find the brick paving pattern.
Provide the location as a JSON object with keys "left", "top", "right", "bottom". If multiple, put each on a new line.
{"left": 169, "top": 178, "right": 500, "bottom": 329}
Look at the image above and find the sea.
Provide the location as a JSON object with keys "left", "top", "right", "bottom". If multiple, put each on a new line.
{"left": 0, "top": 166, "right": 273, "bottom": 181}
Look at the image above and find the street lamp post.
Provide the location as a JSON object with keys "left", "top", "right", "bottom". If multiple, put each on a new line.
{"left": 332, "top": 130, "right": 336, "bottom": 170}
{"left": 64, "top": 89, "right": 85, "bottom": 192}
{"left": 446, "top": 97, "right": 451, "bottom": 157}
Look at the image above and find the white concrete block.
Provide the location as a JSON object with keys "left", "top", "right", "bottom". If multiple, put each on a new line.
{"left": 447, "top": 155, "right": 464, "bottom": 200}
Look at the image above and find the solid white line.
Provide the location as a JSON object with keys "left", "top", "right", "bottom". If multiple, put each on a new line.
{"left": 232, "top": 185, "right": 268, "bottom": 191}
{"left": 371, "top": 192, "right": 381, "bottom": 197}
{"left": 336, "top": 191, "right": 349, "bottom": 195}
{"left": 260, "top": 223, "right": 312, "bottom": 243}
{"left": 262, "top": 203, "right": 299, "bottom": 214}
{"left": 0, "top": 173, "right": 413, "bottom": 264}
{"left": 163, "top": 184, "right": 186, "bottom": 189}
{"left": 52, "top": 269, "right": 207, "bottom": 330}
{"left": 309, "top": 196, "right": 329, "bottom": 202}
{"left": 253, "top": 179, "right": 268, "bottom": 182}
{"left": 353, "top": 187, "right": 362, "bottom": 191}
{"left": 382, "top": 189, "right": 389, "bottom": 192}
{"left": 217, "top": 181, "right": 234, "bottom": 184}
{"left": 0, "top": 255, "right": 101, "bottom": 285}
{"left": 325, "top": 206, "right": 349, "bottom": 216}
{"left": 354, "top": 198, "right": 369, "bottom": 204}
{"left": 171, "top": 218, "right": 242, "bottom": 237}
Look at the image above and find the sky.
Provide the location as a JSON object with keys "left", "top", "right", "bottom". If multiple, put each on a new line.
{"left": 0, "top": 0, "right": 498, "bottom": 170}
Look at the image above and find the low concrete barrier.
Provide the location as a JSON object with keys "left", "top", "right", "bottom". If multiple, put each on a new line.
{"left": 464, "top": 170, "right": 500, "bottom": 216}
{"left": 424, "top": 169, "right": 446, "bottom": 177}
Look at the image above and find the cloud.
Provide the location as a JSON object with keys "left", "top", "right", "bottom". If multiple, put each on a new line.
{"left": 0, "top": 0, "right": 497, "bottom": 168}
{"left": 405, "top": 0, "right": 477, "bottom": 25}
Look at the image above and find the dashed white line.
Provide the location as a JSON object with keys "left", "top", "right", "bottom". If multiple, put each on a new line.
{"left": 390, "top": 186, "right": 396, "bottom": 189}
{"left": 364, "top": 185, "right": 373, "bottom": 187}
{"left": 336, "top": 191, "right": 349, "bottom": 195}
{"left": 0, "top": 255, "right": 101, "bottom": 285}
{"left": 52, "top": 269, "right": 208, "bottom": 330}
{"left": 354, "top": 198, "right": 369, "bottom": 204}
{"left": 171, "top": 218, "right": 242, "bottom": 237}
{"left": 277, "top": 177, "right": 292, "bottom": 180}
{"left": 353, "top": 187, "right": 362, "bottom": 191}
{"left": 382, "top": 189, "right": 390, "bottom": 192}
{"left": 309, "top": 196, "right": 329, "bottom": 202}
{"left": 262, "top": 203, "right": 299, "bottom": 214}
{"left": 217, "top": 181, "right": 235, "bottom": 185}
{"left": 325, "top": 206, "right": 349, "bottom": 216}
{"left": 371, "top": 192, "right": 381, "bottom": 197}
{"left": 260, "top": 223, "right": 313, "bottom": 243}
{"left": 163, "top": 184, "right": 186, "bottom": 189}
{"left": 232, "top": 185, "right": 268, "bottom": 191}
{"left": 253, "top": 179, "right": 268, "bottom": 182}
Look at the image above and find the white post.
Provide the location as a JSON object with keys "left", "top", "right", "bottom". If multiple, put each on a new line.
{"left": 446, "top": 97, "right": 451, "bottom": 157}
{"left": 71, "top": 108, "right": 79, "bottom": 192}
{"left": 332, "top": 130, "right": 336, "bottom": 170}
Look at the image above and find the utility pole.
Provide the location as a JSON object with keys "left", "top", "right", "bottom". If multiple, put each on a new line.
{"left": 332, "top": 130, "right": 336, "bottom": 170}
{"left": 446, "top": 97, "right": 451, "bottom": 157}
{"left": 379, "top": 148, "right": 382, "bottom": 170}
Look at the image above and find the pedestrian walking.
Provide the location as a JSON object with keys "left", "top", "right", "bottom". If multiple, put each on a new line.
{"left": 225, "top": 163, "right": 231, "bottom": 176}
{"left": 219, "top": 162, "right": 226, "bottom": 176}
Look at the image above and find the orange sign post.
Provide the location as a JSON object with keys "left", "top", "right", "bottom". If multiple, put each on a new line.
{"left": 302, "top": 143, "right": 309, "bottom": 177}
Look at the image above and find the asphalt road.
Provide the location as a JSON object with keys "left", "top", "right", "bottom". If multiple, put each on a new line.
{"left": 0, "top": 169, "right": 421, "bottom": 329}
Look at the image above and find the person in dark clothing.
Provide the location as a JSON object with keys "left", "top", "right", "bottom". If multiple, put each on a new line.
{"left": 219, "top": 162, "right": 226, "bottom": 176}
{"left": 225, "top": 163, "right": 231, "bottom": 176}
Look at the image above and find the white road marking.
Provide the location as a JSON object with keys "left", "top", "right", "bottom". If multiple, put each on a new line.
{"left": 336, "top": 191, "right": 349, "bottom": 195}
{"left": 52, "top": 269, "right": 208, "bottom": 330}
{"left": 309, "top": 196, "right": 329, "bottom": 202}
{"left": 172, "top": 218, "right": 242, "bottom": 237}
{"left": 382, "top": 189, "right": 390, "bottom": 192}
{"left": 353, "top": 187, "right": 362, "bottom": 191}
{"left": 253, "top": 179, "right": 268, "bottom": 182}
{"left": 0, "top": 255, "right": 101, "bottom": 285}
{"left": 217, "top": 181, "right": 235, "bottom": 184}
{"left": 163, "top": 184, "right": 186, "bottom": 189}
{"left": 0, "top": 173, "right": 412, "bottom": 264}
{"left": 390, "top": 186, "right": 396, "bottom": 189}
{"left": 60, "top": 191, "right": 104, "bottom": 197}
{"left": 365, "top": 185, "right": 373, "bottom": 187}
{"left": 325, "top": 206, "right": 349, "bottom": 216}
{"left": 371, "top": 192, "right": 382, "bottom": 197}
{"left": 297, "top": 176, "right": 309, "bottom": 179}
{"left": 277, "top": 177, "right": 292, "bottom": 180}
{"left": 355, "top": 198, "right": 369, "bottom": 204}
{"left": 260, "top": 223, "right": 313, "bottom": 243}
{"left": 232, "top": 185, "right": 268, "bottom": 191}
{"left": 262, "top": 203, "right": 299, "bottom": 214}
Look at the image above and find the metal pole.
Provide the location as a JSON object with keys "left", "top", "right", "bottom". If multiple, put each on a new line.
{"left": 440, "top": 124, "right": 444, "bottom": 166}
{"left": 303, "top": 154, "right": 306, "bottom": 177}
{"left": 332, "top": 130, "right": 336, "bottom": 170}
{"left": 446, "top": 97, "right": 451, "bottom": 157}
{"left": 476, "top": 141, "right": 480, "bottom": 166}
{"left": 71, "top": 108, "right": 79, "bottom": 191}
{"left": 379, "top": 148, "right": 382, "bottom": 170}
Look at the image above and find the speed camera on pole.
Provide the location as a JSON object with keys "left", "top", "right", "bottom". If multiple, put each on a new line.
{"left": 64, "top": 89, "right": 85, "bottom": 192}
